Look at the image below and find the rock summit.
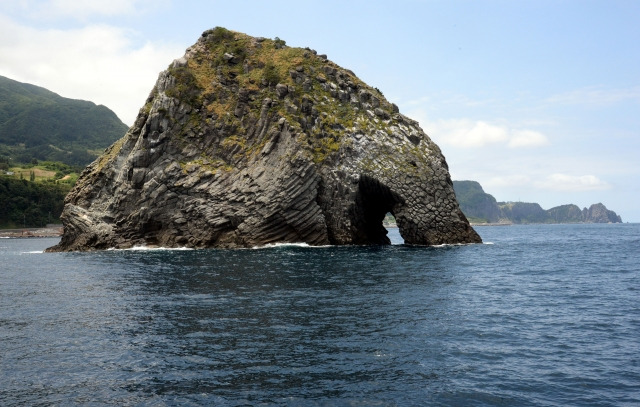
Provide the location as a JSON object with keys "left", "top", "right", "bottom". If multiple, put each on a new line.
{"left": 48, "top": 27, "right": 481, "bottom": 251}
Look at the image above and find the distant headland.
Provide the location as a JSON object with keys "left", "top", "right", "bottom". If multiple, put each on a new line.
{"left": 453, "top": 180, "right": 622, "bottom": 225}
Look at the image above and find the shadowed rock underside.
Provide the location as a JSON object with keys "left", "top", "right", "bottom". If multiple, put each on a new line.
{"left": 48, "top": 27, "right": 481, "bottom": 251}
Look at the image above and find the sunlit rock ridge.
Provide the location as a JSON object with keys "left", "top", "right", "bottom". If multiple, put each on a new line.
{"left": 48, "top": 27, "right": 481, "bottom": 251}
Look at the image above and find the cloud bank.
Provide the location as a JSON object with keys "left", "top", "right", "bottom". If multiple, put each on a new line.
{"left": 484, "top": 173, "right": 611, "bottom": 193}
{"left": 0, "top": 5, "right": 182, "bottom": 125}
{"left": 534, "top": 174, "right": 611, "bottom": 192}
{"left": 420, "top": 118, "right": 550, "bottom": 149}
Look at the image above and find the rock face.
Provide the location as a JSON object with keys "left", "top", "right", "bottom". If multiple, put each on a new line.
{"left": 47, "top": 27, "right": 481, "bottom": 251}
{"left": 582, "top": 203, "right": 622, "bottom": 223}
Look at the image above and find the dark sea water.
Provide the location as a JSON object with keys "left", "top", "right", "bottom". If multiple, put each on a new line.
{"left": 1, "top": 224, "right": 639, "bottom": 406}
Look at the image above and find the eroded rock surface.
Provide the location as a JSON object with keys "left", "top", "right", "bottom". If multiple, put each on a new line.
{"left": 582, "top": 203, "right": 622, "bottom": 223}
{"left": 47, "top": 27, "right": 481, "bottom": 251}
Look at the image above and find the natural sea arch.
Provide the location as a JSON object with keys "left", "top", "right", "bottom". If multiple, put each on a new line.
{"left": 351, "top": 175, "right": 405, "bottom": 245}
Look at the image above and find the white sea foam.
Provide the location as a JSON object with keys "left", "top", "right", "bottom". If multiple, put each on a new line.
{"left": 427, "top": 241, "right": 492, "bottom": 247}
{"left": 107, "top": 246, "right": 194, "bottom": 251}
{"left": 252, "top": 242, "right": 311, "bottom": 250}
{"left": 251, "top": 242, "right": 335, "bottom": 250}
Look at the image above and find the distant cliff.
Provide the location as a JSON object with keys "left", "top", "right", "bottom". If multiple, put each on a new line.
{"left": 453, "top": 180, "right": 622, "bottom": 224}
{"left": 580, "top": 203, "right": 623, "bottom": 223}
{"left": 452, "top": 181, "right": 501, "bottom": 223}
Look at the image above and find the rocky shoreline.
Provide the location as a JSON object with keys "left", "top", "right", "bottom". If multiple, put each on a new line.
{"left": 0, "top": 227, "right": 63, "bottom": 238}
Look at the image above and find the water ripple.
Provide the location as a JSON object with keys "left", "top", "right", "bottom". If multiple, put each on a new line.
{"left": 0, "top": 225, "right": 639, "bottom": 406}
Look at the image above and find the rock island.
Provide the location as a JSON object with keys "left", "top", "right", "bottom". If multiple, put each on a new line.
{"left": 48, "top": 28, "right": 481, "bottom": 251}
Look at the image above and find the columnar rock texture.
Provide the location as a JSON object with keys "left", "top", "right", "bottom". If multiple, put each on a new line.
{"left": 47, "top": 27, "right": 481, "bottom": 251}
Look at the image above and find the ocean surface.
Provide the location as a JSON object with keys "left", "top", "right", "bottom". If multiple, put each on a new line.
{"left": 1, "top": 224, "right": 639, "bottom": 406}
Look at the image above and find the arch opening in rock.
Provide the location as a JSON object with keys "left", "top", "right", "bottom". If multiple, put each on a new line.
{"left": 353, "top": 175, "right": 403, "bottom": 245}
{"left": 383, "top": 213, "right": 405, "bottom": 245}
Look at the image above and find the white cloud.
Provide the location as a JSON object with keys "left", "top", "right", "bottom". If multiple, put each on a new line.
{"left": 414, "top": 116, "right": 549, "bottom": 149}
{"left": 431, "top": 119, "right": 508, "bottom": 147}
{"left": 484, "top": 174, "right": 533, "bottom": 188}
{"left": 0, "top": 13, "right": 183, "bottom": 124}
{"left": 508, "top": 129, "right": 550, "bottom": 148}
{"left": 46, "top": 0, "right": 138, "bottom": 18}
{"left": 534, "top": 174, "right": 611, "bottom": 192}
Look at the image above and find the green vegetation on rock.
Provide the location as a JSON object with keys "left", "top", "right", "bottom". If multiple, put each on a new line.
{"left": 162, "top": 27, "right": 399, "bottom": 166}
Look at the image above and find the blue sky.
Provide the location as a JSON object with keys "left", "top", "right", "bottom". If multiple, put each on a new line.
{"left": 1, "top": 0, "right": 638, "bottom": 221}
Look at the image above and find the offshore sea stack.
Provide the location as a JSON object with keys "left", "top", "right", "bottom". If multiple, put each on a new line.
{"left": 48, "top": 28, "right": 481, "bottom": 251}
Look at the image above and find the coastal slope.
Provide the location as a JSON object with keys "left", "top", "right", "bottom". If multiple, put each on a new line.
{"left": 0, "top": 75, "right": 127, "bottom": 166}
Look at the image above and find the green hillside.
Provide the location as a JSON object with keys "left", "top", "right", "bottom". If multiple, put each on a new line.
{"left": 546, "top": 204, "right": 583, "bottom": 223}
{"left": 0, "top": 75, "right": 128, "bottom": 166}
{"left": 452, "top": 180, "right": 501, "bottom": 223}
{"left": 498, "top": 201, "right": 549, "bottom": 224}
